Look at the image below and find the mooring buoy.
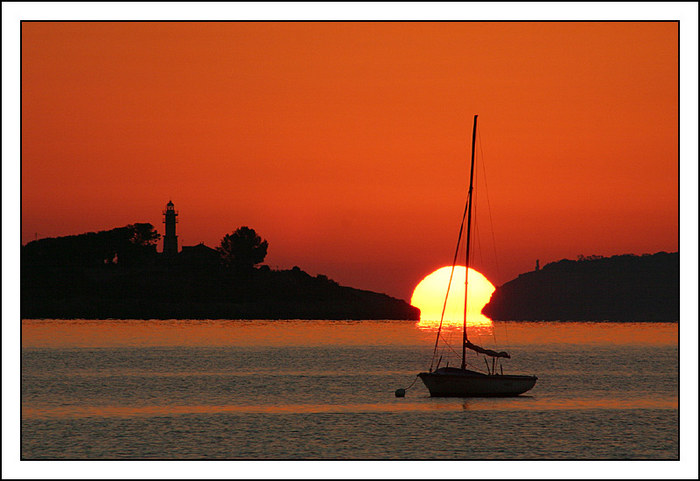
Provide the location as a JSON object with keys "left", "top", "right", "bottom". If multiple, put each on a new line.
{"left": 395, "top": 388, "right": 406, "bottom": 397}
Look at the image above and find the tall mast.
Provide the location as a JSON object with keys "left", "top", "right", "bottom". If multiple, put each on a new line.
{"left": 462, "top": 114, "right": 478, "bottom": 370}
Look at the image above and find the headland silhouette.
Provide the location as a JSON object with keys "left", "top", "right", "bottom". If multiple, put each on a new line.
{"left": 21, "top": 201, "right": 420, "bottom": 320}
{"left": 483, "top": 252, "right": 679, "bottom": 321}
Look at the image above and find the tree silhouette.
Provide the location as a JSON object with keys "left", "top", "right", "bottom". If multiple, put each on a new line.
{"left": 218, "top": 227, "right": 268, "bottom": 270}
{"left": 129, "top": 223, "right": 160, "bottom": 246}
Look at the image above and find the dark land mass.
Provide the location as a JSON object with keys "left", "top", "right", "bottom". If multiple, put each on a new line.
{"left": 482, "top": 252, "right": 679, "bottom": 322}
{"left": 21, "top": 225, "right": 419, "bottom": 320}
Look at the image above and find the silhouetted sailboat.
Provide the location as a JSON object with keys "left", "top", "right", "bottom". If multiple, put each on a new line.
{"left": 418, "top": 115, "right": 537, "bottom": 397}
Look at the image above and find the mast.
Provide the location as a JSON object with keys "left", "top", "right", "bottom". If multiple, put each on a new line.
{"left": 462, "top": 114, "right": 478, "bottom": 370}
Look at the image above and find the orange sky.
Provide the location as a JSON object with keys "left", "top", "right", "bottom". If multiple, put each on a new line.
{"left": 21, "top": 21, "right": 678, "bottom": 300}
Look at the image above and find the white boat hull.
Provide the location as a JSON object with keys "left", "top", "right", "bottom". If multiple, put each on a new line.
{"left": 418, "top": 367, "right": 537, "bottom": 397}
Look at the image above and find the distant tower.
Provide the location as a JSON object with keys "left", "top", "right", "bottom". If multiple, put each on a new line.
{"left": 536, "top": 259, "right": 540, "bottom": 271}
{"left": 163, "top": 200, "right": 179, "bottom": 256}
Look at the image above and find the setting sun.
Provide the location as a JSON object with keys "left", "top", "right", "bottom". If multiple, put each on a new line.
{"left": 411, "top": 266, "right": 495, "bottom": 327}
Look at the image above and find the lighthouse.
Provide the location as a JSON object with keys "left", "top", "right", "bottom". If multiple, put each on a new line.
{"left": 163, "top": 200, "right": 179, "bottom": 256}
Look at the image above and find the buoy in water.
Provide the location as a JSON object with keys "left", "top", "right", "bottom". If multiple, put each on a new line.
{"left": 395, "top": 388, "right": 406, "bottom": 398}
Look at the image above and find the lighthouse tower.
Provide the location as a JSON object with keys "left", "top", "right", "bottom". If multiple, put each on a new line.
{"left": 163, "top": 200, "right": 179, "bottom": 256}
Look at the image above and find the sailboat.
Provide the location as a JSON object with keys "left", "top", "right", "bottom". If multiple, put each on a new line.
{"left": 418, "top": 115, "right": 537, "bottom": 397}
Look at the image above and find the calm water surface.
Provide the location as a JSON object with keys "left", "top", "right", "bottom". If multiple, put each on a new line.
{"left": 21, "top": 319, "right": 678, "bottom": 459}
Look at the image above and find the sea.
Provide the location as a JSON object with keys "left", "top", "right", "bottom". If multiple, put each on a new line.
{"left": 21, "top": 319, "right": 679, "bottom": 466}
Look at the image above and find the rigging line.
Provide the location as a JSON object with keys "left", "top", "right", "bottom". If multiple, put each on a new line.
{"left": 464, "top": 350, "right": 483, "bottom": 371}
{"left": 438, "top": 333, "right": 461, "bottom": 358}
{"left": 429, "top": 191, "right": 470, "bottom": 371}
{"left": 436, "top": 322, "right": 462, "bottom": 359}
{"left": 477, "top": 124, "right": 509, "bottom": 345}
{"left": 473, "top": 204, "right": 484, "bottom": 266}
{"left": 477, "top": 126, "right": 502, "bottom": 282}
{"left": 470, "top": 157, "right": 481, "bottom": 267}
{"left": 477, "top": 125, "right": 509, "bottom": 351}
{"left": 463, "top": 157, "right": 475, "bottom": 345}
{"left": 442, "top": 333, "right": 485, "bottom": 371}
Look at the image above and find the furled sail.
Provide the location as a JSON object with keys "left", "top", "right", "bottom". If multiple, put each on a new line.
{"left": 465, "top": 340, "right": 510, "bottom": 358}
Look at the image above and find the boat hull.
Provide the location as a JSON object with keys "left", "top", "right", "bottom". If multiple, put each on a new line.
{"left": 418, "top": 368, "right": 537, "bottom": 397}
